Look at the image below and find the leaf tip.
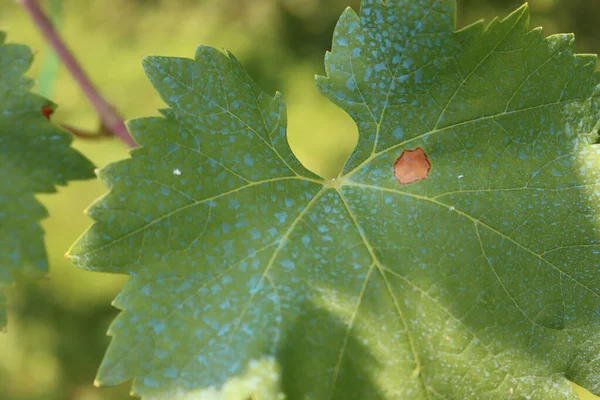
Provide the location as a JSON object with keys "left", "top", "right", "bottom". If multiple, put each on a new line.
{"left": 141, "top": 56, "right": 158, "bottom": 72}
{"left": 512, "top": 2, "right": 530, "bottom": 20}
{"left": 315, "top": 74, "right": 328, "bottom": 89}
{"left": 342, "top": 5, "right": 356, "bottom": 15}
{"left": 83, "top": 205, "right": 92, "bottom": 216}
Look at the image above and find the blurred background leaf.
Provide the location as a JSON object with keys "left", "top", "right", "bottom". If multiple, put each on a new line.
{"left": 35, "top": 0, "right": 62, "bottom": 98}
{"left": 0, "top": 0, "right": 598, "bottom": 399}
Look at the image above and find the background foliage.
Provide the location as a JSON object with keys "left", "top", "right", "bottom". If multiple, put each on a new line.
{"left": 0, "top": 0, "right": 599, "bottom": 399}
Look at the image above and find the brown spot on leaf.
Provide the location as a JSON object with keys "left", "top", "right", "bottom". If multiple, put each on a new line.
{"left": 41, "top": 105, "right": 54, "bottom": 120}
{"left": 394, "top": 147, "right": 431, "bottom": 185}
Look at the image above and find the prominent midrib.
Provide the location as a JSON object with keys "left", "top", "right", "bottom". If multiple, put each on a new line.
{"left": 71, "top": 176, "right": 324, "bottom": 259}
{"left": 332, "top": 182, "right": 538, "bottom": 396}
{"left": 333, "top": 187, "right": 429, "bottom": 397}
{"left": 342, "top": 94, "right": 599, "bottom": 181}
{"left": 345, "top": 182, "right": 600, "bottom": 308}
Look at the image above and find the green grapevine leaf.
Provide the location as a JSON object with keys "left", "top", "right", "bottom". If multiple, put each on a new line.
{"left": 0, "top": 33, "right": 95, "bottom": 329}
{"left": 70, "top": 2, "right": 600, "bottom": 399}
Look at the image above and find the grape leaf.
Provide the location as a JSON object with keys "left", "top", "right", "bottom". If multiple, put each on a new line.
{"left": 70, "top": 1, "right": 600, "bottom": 399}
{"left": 0, "top": 32, "right": 95, "bottom": 328}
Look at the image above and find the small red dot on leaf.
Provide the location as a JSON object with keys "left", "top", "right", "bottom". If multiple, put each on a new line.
{"left": 41, "top": 105, "right": 54, "bottom": 120}
{"left": 394, "top": 147, "right": 431, "bottom": 185}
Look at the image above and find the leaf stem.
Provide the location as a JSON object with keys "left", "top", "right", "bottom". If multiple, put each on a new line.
{"left": 59, "top": 123, "right": 113, "bottom": 140}
{"left": 17, "top": 0, "right": 136, "bottom": 147}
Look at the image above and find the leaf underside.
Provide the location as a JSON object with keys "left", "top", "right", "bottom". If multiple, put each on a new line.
{"left": 0, "top": 33, "right": 95, "bottom": 329}
{"left": 70, "top": 1, "right": 600, "bottom": 399}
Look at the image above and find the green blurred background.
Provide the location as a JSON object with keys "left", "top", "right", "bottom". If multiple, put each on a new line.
{"left": 0, "top": 0, "right": 599, "bottom": 399}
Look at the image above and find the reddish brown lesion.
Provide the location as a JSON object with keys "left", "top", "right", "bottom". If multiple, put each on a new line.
{"left": 41, "top": 105, "right": 54, "bottom": 120}
{"left": 394, "top": 147, "right": 431, "bottom": 185}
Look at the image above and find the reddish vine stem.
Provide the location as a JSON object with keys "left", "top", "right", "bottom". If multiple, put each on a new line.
{"left": 60, "top": 123, "right": 113, "bottom": 140}
{"left": 17, "top": 0, "right": 136, "bottom": 147}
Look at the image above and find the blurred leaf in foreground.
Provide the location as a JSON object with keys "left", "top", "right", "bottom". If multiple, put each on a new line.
{"left": 0, "top": 32, "right": 95, "bottom": 329}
